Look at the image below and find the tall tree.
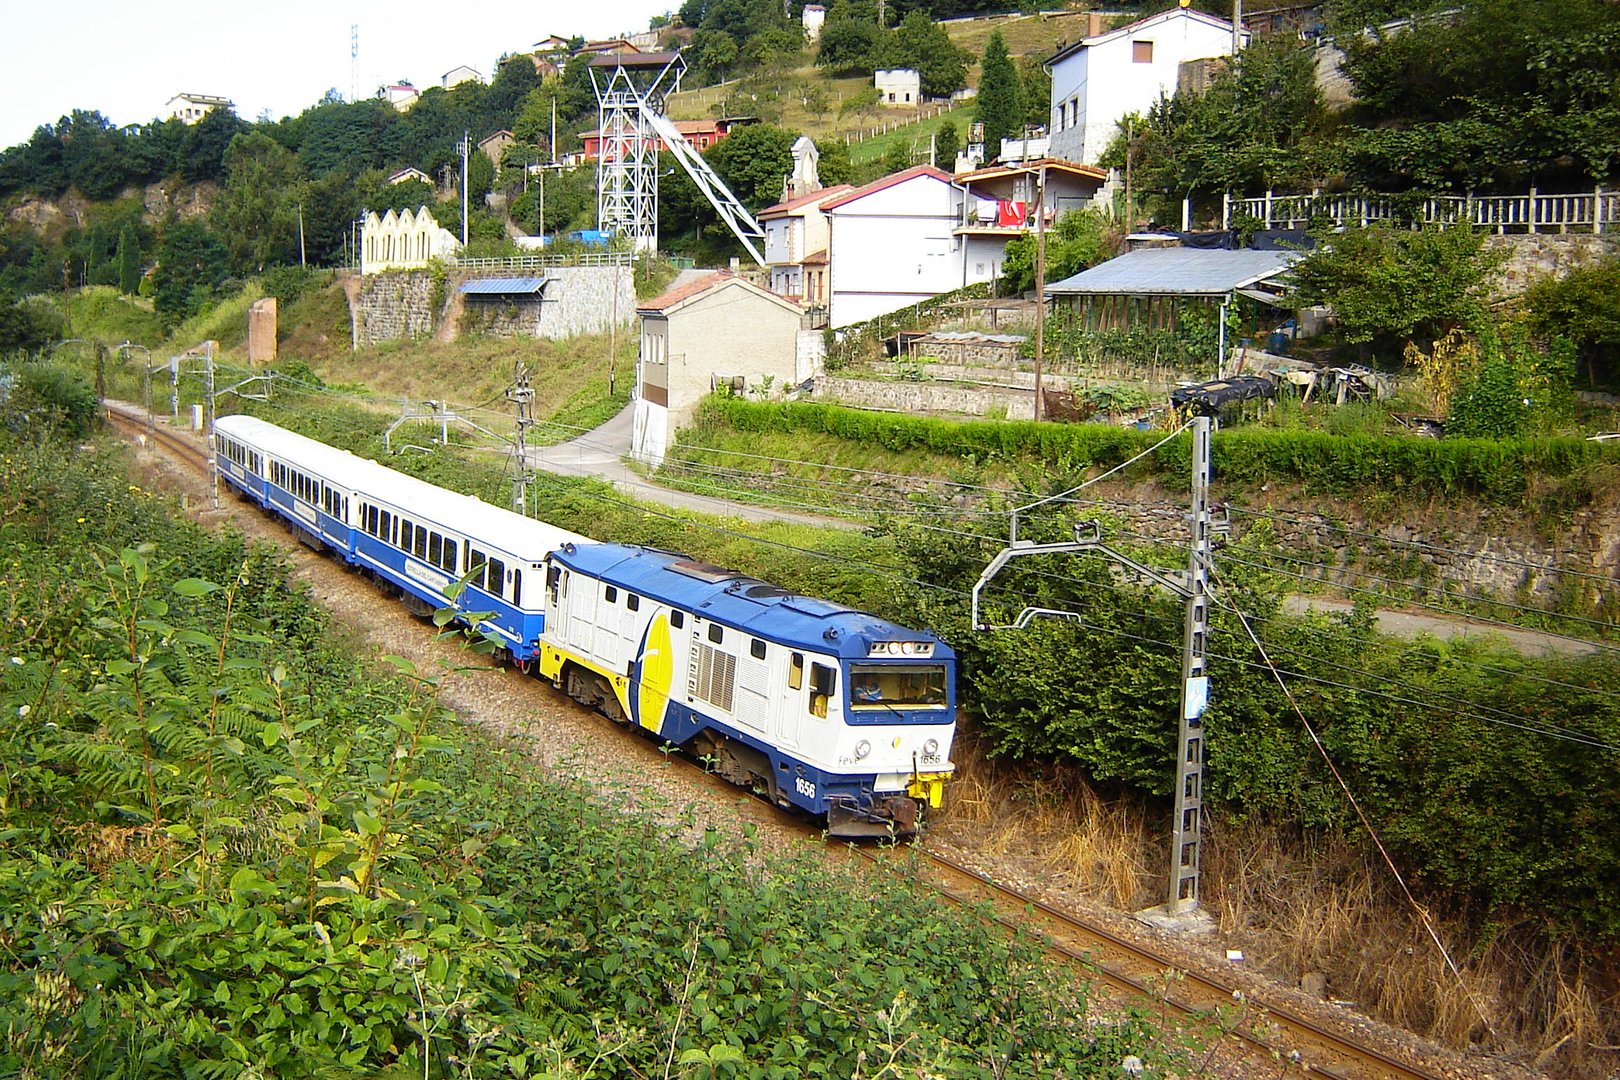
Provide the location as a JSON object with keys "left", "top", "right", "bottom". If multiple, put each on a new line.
{"left": 974, "top": 30, "right": 1022, "bottom": 161}
{"left": 116, "top": 224, "right": 141, "bottom": 295}
{"left": 707, "top": 124, "right": 797, "bottom": 209}
{"left": 933, "top": 119, "right": 959, "bottom": 169}
{"left": 886, "top": 12, "right": 969, "bottom": 97}
{"left": 152, "top": 220, "right": 227, "bottom": 327}
{"left": 181, "top": 107, "right": 249, "bottom": 183}
{"left": 213, "top": 132, "right": 301, "bottom": 273}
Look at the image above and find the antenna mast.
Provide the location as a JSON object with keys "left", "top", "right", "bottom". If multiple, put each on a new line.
{"left": 350, "top": 24, "right": 359, "bottom": 104}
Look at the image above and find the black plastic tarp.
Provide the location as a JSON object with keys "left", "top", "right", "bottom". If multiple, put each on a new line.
{"left": 1170, "top": 376, "right": 1277, "bottom": 415}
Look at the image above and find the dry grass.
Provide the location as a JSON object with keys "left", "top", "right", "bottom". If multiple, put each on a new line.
{"left": 938, "top": 729, "right": 1159, "bottom": 909}
{"left": 938, "top": 753, "right": 1620, "bottom": 1078}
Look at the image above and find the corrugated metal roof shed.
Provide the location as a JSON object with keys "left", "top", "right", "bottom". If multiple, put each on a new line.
{"left": 1047, "top": 248, "right": 1302, "bottom": 297}
{"left": 458, "top": 277, "right": 549, "bottom": 296}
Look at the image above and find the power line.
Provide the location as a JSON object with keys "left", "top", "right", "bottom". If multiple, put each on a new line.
{"left": 1205, "top": 562, "right": 1502, "bottom": 1041}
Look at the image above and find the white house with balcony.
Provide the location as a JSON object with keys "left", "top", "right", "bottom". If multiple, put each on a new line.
{"left": 822, "top": 161, "right": 1109, "bottom": 328}
{"left": 1048, "top": 7, "right": 1245, "bottom": 165}
{"left": 823, "top": 165, "right": 968, "bottom": 328}
{"left": 954, "top": 158, "right": 1108, "bottom": 284}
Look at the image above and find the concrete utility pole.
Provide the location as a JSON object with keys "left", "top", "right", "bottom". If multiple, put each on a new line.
{"left": 458, "top": 132, "right": 471, "bottom": 247}
{"left": 1033, "top": 162, "right": 1048, "bottom": 422}
{"left": 1168, "top": 415, "right": 1213, "bottom": 912}
{"left": 508, "top": 362, "right": 536, "bottom": 516}
{"left": 970, "top": 416, "right": 1224, "bottom": 915}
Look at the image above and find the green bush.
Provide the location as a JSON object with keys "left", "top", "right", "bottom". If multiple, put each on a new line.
{"left": 702, "top": 397, "right": 1619, "bottom": 504}
{"left": 1, "top": 360, "right": 99, "bottom": 438}
{"left": 0, "top": 420, "right": 1176, "bottom": 1077}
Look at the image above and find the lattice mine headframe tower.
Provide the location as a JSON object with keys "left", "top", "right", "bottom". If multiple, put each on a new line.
{"left": 588, "top": 51, "right": 765, "bottom": 264}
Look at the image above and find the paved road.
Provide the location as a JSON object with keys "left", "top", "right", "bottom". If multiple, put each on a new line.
{"left": 527, "top": 404, "right": 849, "bottom": 529}
{"left": 1281, "top": 596, "right": 1603, "bottom": 656}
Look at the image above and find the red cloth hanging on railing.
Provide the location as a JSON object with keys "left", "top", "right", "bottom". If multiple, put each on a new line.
{"left": 996, "top": 200, "right": 1027, "bottom": 227}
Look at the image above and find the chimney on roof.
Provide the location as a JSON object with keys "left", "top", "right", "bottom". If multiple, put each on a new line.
{"left": 1087, "top": 12, "right": 1104, "bottom": 37}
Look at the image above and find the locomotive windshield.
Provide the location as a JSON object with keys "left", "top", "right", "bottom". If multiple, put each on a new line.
{"left": 848, "top": 664, "right": 948, "bottom": 709}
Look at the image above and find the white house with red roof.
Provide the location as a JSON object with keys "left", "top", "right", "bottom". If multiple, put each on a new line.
{"left": 822, "top": 165, "right": 971, "bottom": 328}
{"left": 1048, "top": 7, "right": 1246, "bottom": 165}
{"left": 758, "top": 184, "right": 852, "bottom": 305}
{"left": 631, "top": 271, "right": 809, "bottom": 467}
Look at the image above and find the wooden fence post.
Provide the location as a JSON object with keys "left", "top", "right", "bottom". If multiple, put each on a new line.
{"left": 1595, "top": 185, "right": 1603, "bottom": 235}
{"left": 1528, "top": 186, "right": 1538, "bottom": 234}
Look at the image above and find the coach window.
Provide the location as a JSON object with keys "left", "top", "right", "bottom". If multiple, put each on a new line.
{"left": 789, "top": 652, "right": 804, "bottom": 691}
{"left": 511, "top": 571, "right": 521, "bottom": 607}
{"left": 442, "top": 538, "right": 457, "bottom": 572}
{"left": 429, "top": 533, "right": 442, "bottom": 566}
{"left": 414, "top": 528, "right": 427, "bottom": 560}
{"left": 809, "top": 663, "right": 835, "bottom": 719}
{"left": 382, "top": 511, "right": 394, "bottom": 543}
{"left": 750, "top": 639, "right": 766, "bottom": 660}
{"left": 487, "top": 558, "right": 506, "bottom": 598}
{"left": 470, "top": 550, "right": 486, "bottom": 588}
{"left": 670, "top": 610, "right": 685, "bottom": 629}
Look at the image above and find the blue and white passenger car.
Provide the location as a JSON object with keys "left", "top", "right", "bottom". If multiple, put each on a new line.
{"left": 213, "top": 415, "right": 588, "bottom": 662}
{"left": 538, "top": 543, "right": 956, "bottom": 837}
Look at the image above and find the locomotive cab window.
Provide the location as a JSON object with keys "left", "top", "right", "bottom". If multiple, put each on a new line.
{"left": 789, "top": 652, "right": 804, "bottom": 690}
{"left": 627, "top": 594, "right": 640, "bottom": 611}
{"left": 604, "top": 586, "right": 617, "bottom": 604}
{"left": 707, "top": 624, "right": 724, "bottom": 644}
{"left": 848, "top": 664, "right": 948, "bottom": 710}
{"left": 670, "top": 611, "right": 685, "bottom": 629}
{"left": 750, "top": 639, "right": 766, "bottom": 660}
{"left": 809, "top": 663, "right": 835, "bottom": 719}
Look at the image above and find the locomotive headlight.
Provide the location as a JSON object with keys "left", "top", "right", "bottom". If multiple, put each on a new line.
{"left": 924, "top": 738, "right": 939, "bottom": 756}
{"left": 853, "top": 740, "right": 871, "bottom": 761}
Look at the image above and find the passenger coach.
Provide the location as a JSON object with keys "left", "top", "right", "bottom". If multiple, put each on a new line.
{"left": 214, "top": 415, "right": 588, "bottom": 662}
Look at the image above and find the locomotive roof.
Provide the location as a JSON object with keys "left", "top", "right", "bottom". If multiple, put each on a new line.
{"left": 551, "top": 543, "right": 954, "bottom": 660}
{"left": 215, "top": 415, "right": 592, "bottom": 561}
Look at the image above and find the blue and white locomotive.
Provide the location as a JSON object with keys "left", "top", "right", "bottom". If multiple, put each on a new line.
{"left": 212, "top": 415, "right": 956, "bottom": 837}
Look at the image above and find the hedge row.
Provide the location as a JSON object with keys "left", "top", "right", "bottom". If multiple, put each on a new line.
{"left": 705, "top": 397, "right": 1620, "bottom": 502}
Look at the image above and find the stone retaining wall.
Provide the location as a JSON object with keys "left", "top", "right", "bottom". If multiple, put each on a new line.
{"left": 1487, "top": 233, "right": 1617, "bottom": 296}
{"left": 1074, "top": 499, "right": 1616, "bottom": 616}
{"left": 815, "top": 375, "right": 1036, "bottom": 420}
{"left": 349, "top": 263, "right": 634, "bottom": 348}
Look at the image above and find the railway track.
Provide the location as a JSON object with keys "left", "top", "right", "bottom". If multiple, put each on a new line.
{"left": 103, "top": 401, "right": 1450, "bottom": 1080}
{"left": 857, "top": 845, "right": 1446, "bottom": 1080}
